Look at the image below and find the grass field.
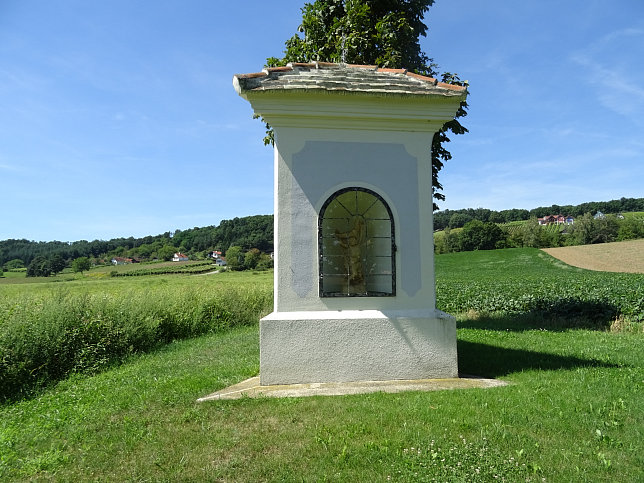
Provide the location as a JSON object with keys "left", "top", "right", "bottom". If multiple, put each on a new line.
{"left": 1, "top": 249, "right": 643, "bottom": 480}
{"left": 0, "top": 259, "right": 217, "bottom": 284}
{"left": 543, "top": 239, "right": 644, "bottom": 273}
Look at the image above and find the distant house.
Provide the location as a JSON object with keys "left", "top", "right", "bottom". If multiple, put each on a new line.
{"left": 538, "top": 214, "right": 574, "bottom": 226}
{"left": 594, "top": 211, "right": 605, "bottom": 220}
{"left": 216, "top": 258, "right": 227, "bottom": 266}
{"left": 111, "top": 257, "right": 133, "bottom": 265}
{"left": 208, "top": 250, "right": 223, "bottom": 260}
{"left": 172, "top": 253, "right": 189, "bottom": 262}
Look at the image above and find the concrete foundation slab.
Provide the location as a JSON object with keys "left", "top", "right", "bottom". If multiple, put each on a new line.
{"left": 197, "top": 375, "right": 508, "bottom": 401}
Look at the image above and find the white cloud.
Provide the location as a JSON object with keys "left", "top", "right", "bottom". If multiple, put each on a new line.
{"left": 571, "top": 27, "right": 644, "bottom": 118}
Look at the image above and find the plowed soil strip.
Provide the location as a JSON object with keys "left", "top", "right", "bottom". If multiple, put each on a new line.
{"left": 542, "top": 239, "right": 644, "bottom": 273}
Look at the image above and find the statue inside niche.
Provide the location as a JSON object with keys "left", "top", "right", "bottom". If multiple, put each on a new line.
{"left": 335, "top": 215, "right": 367, "bottom": 294}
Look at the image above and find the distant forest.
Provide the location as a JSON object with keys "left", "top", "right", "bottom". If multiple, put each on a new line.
{"left": 0, "top": 215, "right": 273, "bottom": 268}
{"left": 433, "top": 196, "right": 644, "bottom": 230}
{"left": 1, "top": 197, "right": 643, "bottom": 268}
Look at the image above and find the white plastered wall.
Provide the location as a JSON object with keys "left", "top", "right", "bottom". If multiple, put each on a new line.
{"left": 238, "top": 90, "right": 462, "bottom": 384}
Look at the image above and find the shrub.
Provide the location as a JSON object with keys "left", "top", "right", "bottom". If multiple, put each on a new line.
{"left": 0, "top": 284, "right": 272, "bottom": 402}
{"left": 225, "top": 246, "right": 244, "bottom": 271}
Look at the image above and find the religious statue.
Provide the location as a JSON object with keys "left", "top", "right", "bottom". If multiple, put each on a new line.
{"left": 334, "top": 215, "right": 367, "bottom": 294}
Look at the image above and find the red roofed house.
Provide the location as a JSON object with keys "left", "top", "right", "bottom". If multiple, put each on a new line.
{"left": 172, "top": 252, "right": 189, "bottom": 262}
{"left": 538, "top": 215, "right": 574, "bottom": 226}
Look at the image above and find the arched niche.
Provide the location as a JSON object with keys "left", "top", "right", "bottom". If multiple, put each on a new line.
{"left": 318, "top": 187, "right": 396, "bottom": 297}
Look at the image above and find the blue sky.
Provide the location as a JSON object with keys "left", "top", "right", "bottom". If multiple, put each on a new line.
{"left": 1, "top": 0, "right": 642, "bottom": 242}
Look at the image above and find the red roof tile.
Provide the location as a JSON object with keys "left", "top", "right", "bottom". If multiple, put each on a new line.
{"left": 377, "top": 67, "right": 408, "bottom": 74}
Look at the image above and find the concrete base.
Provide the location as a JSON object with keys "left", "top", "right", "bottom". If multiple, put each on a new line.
{"left": 259, "top": 309, "right": 457, "bottom": 385}
{"left": 197, "top": 375, "right": 508, "bottom": 401}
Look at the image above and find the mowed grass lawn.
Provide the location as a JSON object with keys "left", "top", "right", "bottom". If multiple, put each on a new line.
{"left": 1, "top": 250, "right": 643, "bottom": 481}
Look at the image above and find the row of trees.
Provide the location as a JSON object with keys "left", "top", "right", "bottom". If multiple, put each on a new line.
{"left": 435, "top": 213, "right": 644, "bottom": 254}
{"left": 3, "top": 197, "right": 642, "bottom": 272}
{"left": 22, "top": 255, "right": 91, "bottom": 277}
{"left": 433, "top": 197, "right": 644, "bottom": 231}
{"left": 0, "top": 215, "right": 274, "bottom": 269}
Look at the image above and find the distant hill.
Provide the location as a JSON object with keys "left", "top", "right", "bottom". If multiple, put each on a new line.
{"left": 433, "top": 197, "right": 644, "bottom": 230}
{"left": 3, "top": 196, "right": 643, "bottom": 267}
{"left": 0, "top": 215, "right": 273, "bottom": 267}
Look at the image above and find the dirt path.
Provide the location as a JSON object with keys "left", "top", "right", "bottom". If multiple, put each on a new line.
{"left": 542, "top": 239, "right": 644, "bottom": 274}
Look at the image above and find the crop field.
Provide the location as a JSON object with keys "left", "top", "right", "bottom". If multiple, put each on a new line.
{"left": 0, "top": 259, "right": 217, "bottom": 284}
{"left": 500, "top": 220, "right": 568, "bottom": 235}
{"left": 435, "top": 248, "right": 643, "bottom": 325}
{"left": 543, "top": 239, "right": 644, "bottom": 274}
{"left": 1, "top": 249, "right": 643, "bottom": 480}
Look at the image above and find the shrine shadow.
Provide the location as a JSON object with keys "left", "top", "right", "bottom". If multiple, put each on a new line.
{"left": 457, "top": 339, "right": 620, "bottom": 379}
{"left": 456, "top": 299, "right": 620, "bottom": 333}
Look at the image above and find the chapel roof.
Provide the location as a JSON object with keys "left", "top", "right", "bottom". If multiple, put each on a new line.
{"left": 233, "top": 62, "right": 467, "bottom": 99}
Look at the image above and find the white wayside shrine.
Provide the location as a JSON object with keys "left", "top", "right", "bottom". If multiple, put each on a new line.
{"left": 233, "top": 63, "right": 467, "bottom": 385}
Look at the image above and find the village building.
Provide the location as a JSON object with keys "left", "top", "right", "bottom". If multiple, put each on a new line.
{"left": 538, "top": 214, "right": 574, "bottom": 225}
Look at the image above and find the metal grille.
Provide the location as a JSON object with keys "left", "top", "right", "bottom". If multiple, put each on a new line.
{"left": 319, "top": 187, "right": 396, "bottom": 297}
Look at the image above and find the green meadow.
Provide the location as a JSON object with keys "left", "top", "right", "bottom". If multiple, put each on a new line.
{"left": 1, "top": 249, "right": 643, "bottom": 481}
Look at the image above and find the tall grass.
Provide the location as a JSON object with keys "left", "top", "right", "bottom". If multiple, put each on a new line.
{"left": 0, "top": 278, "right": 272, "bottom": 402}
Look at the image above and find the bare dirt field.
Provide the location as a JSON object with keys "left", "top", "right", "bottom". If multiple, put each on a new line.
{"left": 542, "top": 239, "right": 644, "bottom": 274}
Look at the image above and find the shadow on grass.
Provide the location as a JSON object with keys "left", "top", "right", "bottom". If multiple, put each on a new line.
{"left": 457, "top": 299, "right": 619, "bottom": 332}
{"left": 457, "top": 339, "right": 620, "bottom": 378}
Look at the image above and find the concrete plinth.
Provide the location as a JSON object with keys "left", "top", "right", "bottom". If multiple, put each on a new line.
{"left": 259, "top": 309, "right": 457, "bottom": 385}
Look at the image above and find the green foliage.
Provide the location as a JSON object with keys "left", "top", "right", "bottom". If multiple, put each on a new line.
{"left": 458, "top": 220, "right": 505, "bottom": 251}
{"left": 434, "top": 197, "right": 644, "bottom": 230}
{"left": 71, "top": 257, "right": 91, "bottom": 274}
{"left": 4, "top": 258, "right": 24, "bottom": 270}
{"left": 157, "top": 244, "right": 179, "bottom": 261}
{"left": 274, "top": 0, "right": 435, "bottom": 71}
{"left": 256, "top": 253, "right": 274, "bottom": 271}
{"left": 225, "top": 246, "right": 244, "bottom": 271}
{"left": 0, "top": 215, "right": 274, "bottom": 267}
{"left": 244, "top": 248, "right": 261, "bottom": 270}
{"left": 0, "top": 275, "right": 272, "bottom": 402}
{"left": 568, "top": 213, "right": 620, "bottom": 245}
{"left": 49, "top": 254, "right": 66, "bottom": 275}
{"left": 617, "top": 215, "right": 644, "bottom": 240}
{"left": 439, "top": 209, "right": 644, "bottom": 253}
{"left": 268, "top": 0, "right": 467, "bottom": 209}
{"left": 26, "top": 256, "right": 51, "bottom": 277}
{"left": 212, "top": 215, "right": 273, "bottom": 253}
{"left": 448, "top": 212, "right": 472, "bottom": 228}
